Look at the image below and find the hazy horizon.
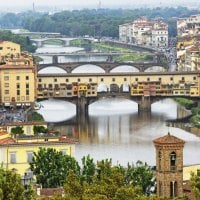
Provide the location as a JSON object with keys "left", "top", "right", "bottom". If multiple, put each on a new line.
{"left": 1, "top": 0, "right": 200, "bottom": 12}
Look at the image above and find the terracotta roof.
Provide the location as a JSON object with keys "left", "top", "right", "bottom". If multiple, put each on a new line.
{"left": 4, "top": 121, "right": 47, "bottom": 126}
{"left": 153, "top": 133, "right": 185, "bottom": 145}
{"left": 0, "top": 65, "right": 34, "bottom": 69}
{"left": 0, "top": 137, "right": 16, "bottom": 144}
{"left": 183, "top": 181, "right": 195, "bottom": 200}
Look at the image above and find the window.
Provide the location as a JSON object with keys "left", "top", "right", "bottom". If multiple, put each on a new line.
{"left": 89, "top": 78, "right": 92, "bottom": 82}
{"left": 66, "top": 79, "right": 69, "bottom": 82}
{"left": 158, "top": 151, "right": 162, "bottom": 170}
{"left": 193, "top": 76, "right": 196, "bottom": 80}
{"left": 54, "top": 78, "right": 57, "bottom": 82}
{"left": 4, "top": 83, "right": 9, "bottom": 87}
{"left": 170, "top": 77, "right": 173, "bottom": 81}
{"left": 4, "top": 76, "right": 9, "bottom": 81}
{"left": 26, "top": 76, "right": 29, "bottom": 80}
{"left": 78, "top": 78, "right": 80, "bottom": 82}
{"left": 147, "top": 78, "right": 150, "bottom": 81}
{"left": 39, "top": 79, "right": 42, "bottom": 82}
{"left": 112, "top": 78, "right": 115, "bottom": 82}
{"left": 26, "top": 90, "right": 29, "bottom": 95}
{"left": 10, "top": 152, "right": 16, "bottom": 164}
{"left": 170, "top": 181, "right": 178, "bottom": 198}
{"left": 27, "top": 152, "right": 33, "bottom": 163}
{"left": 5, "top": 90, "right": 9, "bottom": 95}
{"left": 16, "top": 76, "right": 20, "bottom": 80}
{"left": 159, "top": 181, "right": 162, "bottom": 196}
{"left": 60, "top": 149, "right": 67, "bottom": 155}
{"left": 26, "top": 83, "right": 29, "bottom": 89}
{"left": 17, "top": 83, "right": 20, "bottom": 89}
{"left": 17, "top": 90, "right": 20, "bottom": 96}
{"left": 135, "top": 78, "right": 138, "bottom": 81}
{"left": 159, "top": 78, "right": 162, "bottom": 81}
{"left": 182, "top": 77, "right": 185, "bottom": 81}
{"left": 124, "top": 78, "right": 127, "bottom": 81}
{"left": 101, "top": 78, "right": 104, "bottom": 82}
{"left": 170, "top": 152, "right": 176, "bottom": 170}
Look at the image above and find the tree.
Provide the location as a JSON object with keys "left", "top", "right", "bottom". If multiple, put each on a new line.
{"left": 125, "top": 161, "right": 155, "bottom": 195}
{"left": 81, "top": 155, "right": 96, "bottom": 184}
{"left": 11, "top": 126, "right": 24, "bottom": 137}
{"left": 30, "top": 147, "right": 80, "bottom": 188}
{"left": 0, "top": 168, "right": 25, "bottom": 200}
{"left": 190, "top": 170, "right": 200, "bottom": 200}
{"left": 33, "top": 125, "right": 48, "bottom": 135}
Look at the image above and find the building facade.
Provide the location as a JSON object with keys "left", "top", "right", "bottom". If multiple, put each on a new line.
{"left": 119, "top": 17, "right": 168, "bottom": 49}
{"left": 0, "top": 41, "right": 37, "bottom": 107}
{"left": 153, "top": 133, "right": 185, "bottom": 199}
{"left": 177, "top": 15, "right": 200, "bottom": 71}
{"left": 0, "top": 132, "right": 76, "bottom": 176}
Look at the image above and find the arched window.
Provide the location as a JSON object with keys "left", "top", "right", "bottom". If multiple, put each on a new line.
{"left": 170, "top": 181, "right": 178, "bottom": 198}
{"left": 158, "top": 151, "right": 162, "bottom": 170}
{"left": 170, "top": 151, "right": 176, "bottom": 170}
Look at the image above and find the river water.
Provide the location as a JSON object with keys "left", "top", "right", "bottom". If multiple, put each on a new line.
{"left": 36, "top": 44, "right": 200, "bottom": 166}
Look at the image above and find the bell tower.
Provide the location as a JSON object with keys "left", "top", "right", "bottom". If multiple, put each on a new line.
{"left": 153, "top": 133, "right": 185, "bottom": 199}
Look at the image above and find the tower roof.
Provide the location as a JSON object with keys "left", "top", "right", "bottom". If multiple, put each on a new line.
{"left": 153, "top": 133, "right": 185, "bottom": 145}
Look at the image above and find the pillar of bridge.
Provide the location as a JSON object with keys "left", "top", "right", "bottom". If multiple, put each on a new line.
{"left": 76, "top": 96, "right": 89, "bottom": 119}
{"left": 138, "top": 96, "right": 151, "bottom": 112}
{"left": 52, "top": 55, "right": 58, "bottom": 64}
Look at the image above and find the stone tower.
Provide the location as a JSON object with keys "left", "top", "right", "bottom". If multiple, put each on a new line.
{"left": 153, "top": 133, "right": 185, "bottom": 199}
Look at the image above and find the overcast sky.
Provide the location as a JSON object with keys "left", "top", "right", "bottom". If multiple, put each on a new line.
{"left": 1, "top": 0, "right": 200, "bottom": 11}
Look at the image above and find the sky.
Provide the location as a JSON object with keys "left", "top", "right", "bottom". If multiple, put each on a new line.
{"left": 1, "top": 0, "right": 200, "bottom": 12}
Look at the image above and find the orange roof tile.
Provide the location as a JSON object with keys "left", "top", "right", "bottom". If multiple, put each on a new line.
{"left": 0, "top": 137, "right": 16, "bottom": 145}
{"left": 153, "top": 133, "right": 185, "bottom": 145}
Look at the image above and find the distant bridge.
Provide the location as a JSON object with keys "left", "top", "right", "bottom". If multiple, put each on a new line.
{"left": 38, "top": 61, "right": 168, "bottom": 73}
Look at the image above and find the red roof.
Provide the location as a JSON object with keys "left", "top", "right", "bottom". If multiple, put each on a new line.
{"left": 0, "top": 137, "right": 16, "bottom": 145}
{"left": 153, "top": 133, "right": 185, "bottom": 145}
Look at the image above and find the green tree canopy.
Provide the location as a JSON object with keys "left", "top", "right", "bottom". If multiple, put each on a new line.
{"left": 30, "top": 148, "right": 80, "bottom": 188}
{"left": 11, "top": 126, "right": 24, "bottom": 137}
{"left": 190, "top": 170, "right": 200, "bottom": 200}
{"left": 0, "top": 168, "right": 25, "bottom": 200}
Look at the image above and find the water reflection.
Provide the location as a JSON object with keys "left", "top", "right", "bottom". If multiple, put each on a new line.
{"left": 38, "top": 98, "right": 200, "bottom": 166}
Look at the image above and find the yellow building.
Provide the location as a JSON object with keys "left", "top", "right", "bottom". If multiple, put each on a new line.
{"left": 0, "top": 64, "right": 37, "bottom": 107}
{"left": 0, "top": 41, "right": 37, "bottom": 107}
{"left": 0, "top": 41, "right": 21, "bottom": 60}
{"left": 0, "top": 133, "right": 77, "bottom": 176}
{"left": 1, "top": 121, "right": 48, "bottom": 136}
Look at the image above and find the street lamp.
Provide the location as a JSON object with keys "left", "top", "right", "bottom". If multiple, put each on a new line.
{"left": 21, "top": 172, "right": 32, "bottom": 189}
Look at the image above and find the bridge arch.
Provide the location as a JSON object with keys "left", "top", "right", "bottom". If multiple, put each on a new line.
{"left": 71, "top": 64, "right": 105, "bottom": 73}
{"left": 97, "top": 83, "right": 108, "bottom": 92}
{"left": 38, "top": 65, "right": 68, "bottom": 74}
{"left": 109, "top": 64, "right": 141, "bottom": 72}
{"left": 110, "top": 65, "right": 140, "bottom": 73}
{"left": 144, "top": 65, "right": 167, "bottom": 72}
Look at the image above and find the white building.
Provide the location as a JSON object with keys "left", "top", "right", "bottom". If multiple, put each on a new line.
{"left": 119, "top": 17, "right": 168, "bottom": 49}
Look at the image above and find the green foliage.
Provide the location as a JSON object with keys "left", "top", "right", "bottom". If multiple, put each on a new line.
{"left": 190, "top": 170, "right": 200, "bottom": 200}
{"left": 81, "top": 155, "right": 96, "bottom": 184}
{"left": 16, "top": 7, "right": 200, "bottom": 38}
{"left": 28, "top": 112, "right": 44, "bottom": 122}
{"left": 33, "top": 125, "right": 48, "bottom": 135}
{"left": 175, "top": 98, "right": 196, "bottom": 110}
{"left": 11, "top": 126, "right": 24, "bottom": 137}
{"left": 125, "top": 161, "right": 154, "bottom": 194}
{"left": 0, "top": 30, "right": 36, "bottom": 52}
{"left": 93, "top": 42, "right": 131, "bottom": 53}
{"left": 30, "top": 148, "right": 80, "bottom": 188}
{"left": 0, "top": 168, "right": 25, "bottom": 200}
{"left": 114, "top": 54, "right": 154, "bottom": 62}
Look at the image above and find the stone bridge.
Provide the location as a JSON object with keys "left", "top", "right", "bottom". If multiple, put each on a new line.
{"left": 38, "top": 61, "right": 168, "bottom": 73}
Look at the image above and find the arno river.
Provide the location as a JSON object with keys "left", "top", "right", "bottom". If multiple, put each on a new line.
{"left": 36, "top": 44, "right": 200, "bottom": 166}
